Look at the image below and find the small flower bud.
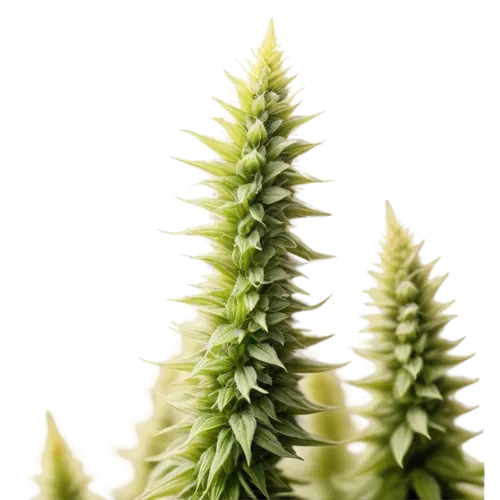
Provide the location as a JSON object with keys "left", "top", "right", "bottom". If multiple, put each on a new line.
{"left": 252, "top": 94, "right": 266, "bottom": 117}
{"left": 396, "top": 280, "right": 418, "bottom": 303}
{"left": 247, "top": 119, "right": 268, "bottom": 146}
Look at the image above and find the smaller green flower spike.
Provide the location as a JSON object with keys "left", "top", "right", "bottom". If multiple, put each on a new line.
{"left": 350, "top": 202, "right": 484, "bottom": 500}
{"left": 35, "top": 412, "right": 103, "bottom": 500}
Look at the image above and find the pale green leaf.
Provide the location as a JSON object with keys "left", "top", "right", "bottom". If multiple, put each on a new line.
{"left": 251, "top": 310, "right": 268, "bottom": 332}
{"left": 272, "top": 387, "right": 333, "bottom": 414}
{"left": 208, "top": 428, "right": 235, "bottom": 487}
{"left": 234, "top": 366, "right": 268, "bottom": 403}
{"left": 259, "top": 396, "right": 279, "bottom": 421}
{"left": 390, "top": 422, "right": 413, "bottom": 467}
{"left": 260, "top": 187, "right": 291, "bottom": 205}
{"left": 213, "top": 117, "right": 247, "bottom": 146}
{"left": 268, "top": 298, "right": 290, "bottom": 312}
{"left": 237, "top": 471, "right": 257, "bottom": 500}
{"left": 394, "top": 344, "right": 412, "bottom": 364}
{"left": 394, "top": 368, "right": 414, "bottom": 399}
{"left": 266, "top": 136, "right": 296, "bottom": 161}
{"left": 286, "top": 356, "right": 346, "bottom": 373}
{"left": 407, "top": 406, "right": 430, "bottom": 438}
{"left": 182, "top": 130, "right": 240, "bottom": 163}
{"left": 245, "top": 291, "right": 260, "bottom": 315}
{"left": 171, "top": 156, "right": 233, "bottom": 177}
{"left": 212, "top": 97, "right": 246, "bottom": 122}
{"left": 215, "top": 387, "right": 236, "bottom": 412}
{"left": 247, "top": 319, "right": 261, "bottom": 333}
{"left": 254, "top": 246, "right": 275, "bottom": 267}
{"left": 254, "top": 428, "right": 300, "bottom": 459}
{"left": 411, "top": 469, "right": 441, "bottom": 500}
{"left": 137, "top": 465, "right": 195, "bottom": 499}
{"left": 266, "top": 312, "right": 287, "bottom": 325}
{"left": 189, "top": 414, "right": 227, "bottom": 441}
{"left": 194, "top": 445, "right": 216, "bottom": 489}
{"left": 414, "top": 333, "right": 428, "bottom": 354}
{"left": 249, "top": 203, "right": 265, "bottom": 222}
{"left": 248, "top": 267, "right": 265, "bottom": 286}
{"left": 243, "top": 462, "right": 270, "bottom": 499}
{"left": 262, "top": 161, "right": 291, "bottom": 182}
{"left": 208, "top": 472, "right": 227, "bottom": 500}
{"left": 247, "top": 404, "right": 272, "bottom": 427}
{"left": 416, "top": 383, "right": 443, "bottom": 400}
{"left": 254, "top": 372, "right": 273, "bottom": 385}
{"left": 229, "top": 411, "right": 256, "bottom": 466}
{"left": 264, "top": 267, "right": 290, "bottom": 283}
{"left": 207, "top": 324, "right": 244, "bottom": 351}
{"left": 405, "top": 356, "right": 423, "bottom": 379}
{"left": 284, "top": 140, "right": 322, "bottom": 160}
{"left": 284, "top": 200, "right": 330, "bottom": 218}
{"left": 248, "top": 343, "right": 285, "bottom": 370}
{"left": 225, "top": 476, "right": 240, "bottom": 500}
{"left": 275, "top": 113, "right": 323, "bottom": 137}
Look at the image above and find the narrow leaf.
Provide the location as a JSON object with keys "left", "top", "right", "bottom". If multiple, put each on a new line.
{"left": 251, "top": 310, "right": 268, "bottom": 332}
{"left": 286, "top": 356, "right": 348, "bottom": 373}
{"left": 394, "top": 368, "right": 414, "bottom": 399}
{"left": 407, "top": 406, "right": 430, "bottom": 438}
{"left": 195, "top": 446, "right": 215, "bottom": 489}
{"left": 247, "top": 404, "right": 272, "bottom": 427}
{"left": 264, "top": 267, "right": 289, "bottom": 283}
{"left": 405, "top": 356, "right": 423, "bottom": 379}
{"left": 182, "top": 130, "right": 241, "bottom": 163}
{"left": 229, "top": 412, "right": 257, "bottom": 466}
{"left": 411, "top": 469, "right": 441, "bottom": 500}
{"left": 254, "top": 428, "right": 301, "bottom": 460}
{"left": 212, "top": 97, "right": 246, "bottom": 122}
{"left": 260, "top": 187, "right": 291, "bottom": 204}
{"left": 394, "top": 344, "right": 412, "bottom": 363}
{"left": 243, "top": 462, "right": 269, "bottom": 499}
{"left": 390, "top": 423, "right": 413, "bottom": 467}
{"left": 215, "top": 387, "right": 236, "bottom": 412}
{"left": 248, "top": 343, "right": 286, "bottom": 370}
{"left": 234, "top": 366, "right": 268, "bottom": 402}
{"left": 259, "top": 396, "right": 279, "bottom": 421}
{"left": 416, "top": 383, "right": 443, "bottom": 400}
{"left": 207, "top": 324, "right": 244, "bottom": 351}
{"left": 189, "top": 414, "right": 227, "bottom": 441}
{"left": 208, "top": 428, "right": 235, "bottom": 487}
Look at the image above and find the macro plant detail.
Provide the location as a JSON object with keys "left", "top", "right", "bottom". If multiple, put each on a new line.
{"left": 350, "top": 203, "right": 484, "bottom": 500}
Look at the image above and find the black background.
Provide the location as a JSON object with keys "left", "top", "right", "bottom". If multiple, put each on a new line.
{"left": 21, "top": 6, "right": 495, "bottom": 495}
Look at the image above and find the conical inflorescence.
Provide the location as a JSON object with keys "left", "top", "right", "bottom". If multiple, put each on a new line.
{"left": 139, "top": 19, "right": 342, "bottom": 500}
{"left": 35, "top": 412, "right": 102, "bottom": 500}
{"left": 350, "top": 203, "right": 484, "bottom": 500}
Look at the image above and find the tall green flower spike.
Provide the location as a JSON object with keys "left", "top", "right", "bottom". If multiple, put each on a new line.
{"left": 138, "top": 19, "right": 341, "bottom": 500}
{"left": 35, "top": 412, "right": 102, "bottom": 500}
{"left": 350, "top": 202, "right": 484, "bottom": 500}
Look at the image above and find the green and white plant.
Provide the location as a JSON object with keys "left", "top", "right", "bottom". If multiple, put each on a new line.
{"left": 350, "top": 202, "right": 484, "bottom": 500}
